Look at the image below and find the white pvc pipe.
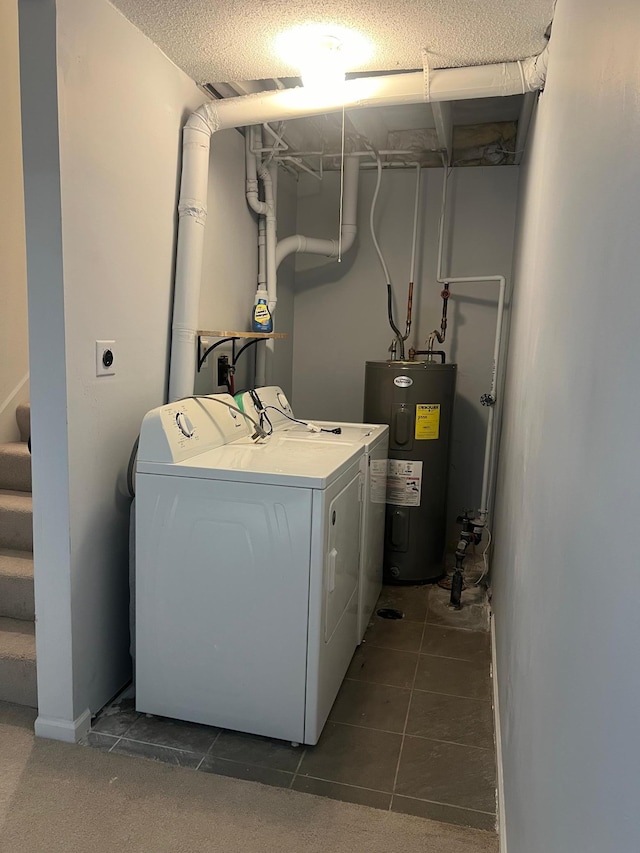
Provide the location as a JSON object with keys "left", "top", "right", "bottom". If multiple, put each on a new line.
{"left": 245, "top": 129, "right": 266, "bottom": 215}
{"left": 436, "top": 160, "right": 450, "bottom": 285}
{"left": 275, "top": 154, "right": 360, "bottom": 268}
{"left": 258, "top": 163, "right": 277, "bottom": 314}
{"left": 434, "top": 159, "right": 506, "bottom": 521}
{"left": 249, "top": 127, "right": 268, "bottom": 386}
{"left": 170, "top": 121, "right": 211, "bottom": 402}
{"left": 255, "top": 213, "right": 267, "bottom": 386}
{"left": 168, "top": 51, "right": 547, "bottom": 402}
{"left": 443, "top": 275, "right": 506, "bottom": 521}
{"left": 257, "top": 219, "right": 266, "bottom": 287}
{"left": 265, "top": 162, "right": 278, "bottom": 381}
{"left": 253, "top": 162, "right": 277, "bottom": 387}
{"left": 191, "top": 57, "right": 546, "bottom": 137}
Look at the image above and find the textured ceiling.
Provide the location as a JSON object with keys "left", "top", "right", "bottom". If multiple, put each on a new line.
{"left": 110, "top": 0, "right": 554, "bottom": 85}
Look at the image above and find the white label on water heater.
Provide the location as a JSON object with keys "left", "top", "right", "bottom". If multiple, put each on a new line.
{"left": 394, "top": 375, "right": 413, "bottom": 388}
{"left": 387, "top": 460, "right": 423, "bottom": 507}
{"left": 370, "top": 459, "right": 388, "bottom": 504}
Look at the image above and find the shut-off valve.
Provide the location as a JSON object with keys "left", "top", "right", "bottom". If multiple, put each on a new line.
{"left": 449, "top": 511, "right": 485, "bottom": 610}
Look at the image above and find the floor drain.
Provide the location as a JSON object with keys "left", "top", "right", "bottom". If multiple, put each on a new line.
{"left": 376, "top": 607, "right": 404, "bottom": 620}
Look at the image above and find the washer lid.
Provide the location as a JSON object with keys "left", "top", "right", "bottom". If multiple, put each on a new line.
{"left": 137, "top": 432, "right": 363, "bottom": 489}
{"left": 277, "top": 422, "right": 388, "bottom": 450}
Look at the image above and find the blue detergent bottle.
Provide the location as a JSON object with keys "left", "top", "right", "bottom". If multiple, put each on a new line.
{"left": 252, "top": 287, "right": 273, "bottom": 333}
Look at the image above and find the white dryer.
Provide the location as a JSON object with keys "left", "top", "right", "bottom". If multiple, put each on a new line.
{"left": 240, "top": 387, "right": 388, "bottom": 642}
{"left": 135, "top": 395, "right": 362, "bottom": 745}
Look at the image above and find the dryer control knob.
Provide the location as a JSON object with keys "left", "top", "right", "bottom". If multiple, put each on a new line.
{"left": 176, "top": 412, "right": 195, "bottom": 438}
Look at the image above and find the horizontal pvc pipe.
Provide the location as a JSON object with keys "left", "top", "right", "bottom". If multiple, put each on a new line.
{"left": 192, "top": 56, "right": 546, "bottom": 137}
{"left": 168, "top": 50, "right": 548, "bottom": 402}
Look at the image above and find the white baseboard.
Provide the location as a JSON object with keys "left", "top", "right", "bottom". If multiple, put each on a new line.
{"left": 34, "top": 707, "right": 91, "bottom": 743}
{"left": 491, "top": 611, "right": 508, "bottom": 853}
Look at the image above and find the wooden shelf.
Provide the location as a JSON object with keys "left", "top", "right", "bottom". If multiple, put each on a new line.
{"left": 197, "top": 330, "right": 287, "bottom": 339}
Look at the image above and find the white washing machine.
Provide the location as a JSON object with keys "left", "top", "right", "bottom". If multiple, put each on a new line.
{"left": 240, "top": 387, "right": 388, "bottom": 642}
{"left": 135, "top": 395, "right": 362, "bottom": 745}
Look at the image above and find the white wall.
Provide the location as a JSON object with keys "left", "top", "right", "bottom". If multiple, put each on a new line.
{"left": 20, "top": 0, "right": 204, "bottom": 735}
{"left": 492, "top": 1, "right": 640, "bottom": 850}
{"left": 293, "top": 165, "right": 519, "bottom": 531}
{"left": 0, "top": 0, "right": 29, "bottom": 443}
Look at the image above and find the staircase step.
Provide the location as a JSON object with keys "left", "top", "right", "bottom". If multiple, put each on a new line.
{"left": 16, "top": 403, "right": 30, "bottom": 444}
{"left": 0, "top": 491, "right": 33, "bottom": 552}
{"left": 0, "top": 443, "right": 31, "bottom": 492}
{"left": 0, "top": 550, "right": 34, "bottom": 621}
{"left": 0, "top": 617, "right": 37, "bottom": 708}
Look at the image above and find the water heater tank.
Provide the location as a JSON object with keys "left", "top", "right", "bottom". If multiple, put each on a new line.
{"left": 363, "top": 360, "right": 456, "bottom": 584}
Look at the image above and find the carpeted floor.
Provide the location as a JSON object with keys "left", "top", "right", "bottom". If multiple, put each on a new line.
{"left": 0, "top": 701, "right": 498, "bottom": 853}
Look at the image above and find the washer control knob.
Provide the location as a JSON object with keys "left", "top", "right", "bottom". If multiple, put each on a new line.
{"left": 176, "top": 412, "right": 195, "bottom": 438}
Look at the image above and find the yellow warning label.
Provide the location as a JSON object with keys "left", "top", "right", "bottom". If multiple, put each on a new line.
{"left": 415, "top": 404, "right": 440, "bottom": 440}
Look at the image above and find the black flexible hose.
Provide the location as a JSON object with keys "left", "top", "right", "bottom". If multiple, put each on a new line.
{"left": 127, "top": 435, "right": 139, "bottom": 499}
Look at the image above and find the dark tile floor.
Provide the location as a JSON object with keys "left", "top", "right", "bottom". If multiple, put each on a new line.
{"left": 83, "top": 583, "right": 495, "bottom": 832}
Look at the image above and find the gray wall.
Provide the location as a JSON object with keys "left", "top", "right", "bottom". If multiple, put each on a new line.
{"left": 0, "top": 0, "right": 29, "bottom": 442}
{"left": 492, "top": 1, "right": 640, "bottom": 850}
{"left": 21, "top": 0, "right": 203, "bottom": 734}
{"left": 21, "top": 0, "right": 297, "bottom": 736}
{"left": 292, "top": 166, "right": 519, "bottom": 533}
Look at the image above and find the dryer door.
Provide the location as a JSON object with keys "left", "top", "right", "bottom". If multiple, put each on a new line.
{"left": 325, "top": 474, "right": 361, "bottom": 642}
{"left": 304, "top": 462, "right": 361, "bottom": 744}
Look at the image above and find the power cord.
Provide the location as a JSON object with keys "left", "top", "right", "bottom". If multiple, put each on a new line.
{"left": 248, "top": 390, "right": 342, "bottom": 435}
{"left": 258, "top": 403, "right": 342, "bottom": 435}
{"left": 185, "top": 395, "right": 267, "bottom": 440}
{"left": 249, "top": 389, "right": 274, "bottom": 436}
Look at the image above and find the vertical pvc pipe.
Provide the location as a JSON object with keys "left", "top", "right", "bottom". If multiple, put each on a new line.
{"left": 265, "top": 162, "right": 279, "bottom": 384}
{"left": 168, "top": 124, "right": 211, "bottom": 402}
{"left": 442, "top": 275, "right": 506, "bottom": 521}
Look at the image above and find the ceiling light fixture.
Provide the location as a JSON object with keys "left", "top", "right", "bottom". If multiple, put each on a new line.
{"left": 301, "top": 34, "right": 345, "bottom": 91}
{"left": 274, "top": 24, "right": 373, "bottom": 93}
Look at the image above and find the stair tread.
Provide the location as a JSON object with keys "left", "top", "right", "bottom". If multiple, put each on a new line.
{"left": 0, "top": 442, "right": 30, "bottom": 454}
{"left": 0, "top": 617, "right": 36, "bottom": 660}
{"left": 0, "top": 490, "right": 32, "bottom": 508}
{"left": 0, "top": 549, "right": 33, "bottom": 579}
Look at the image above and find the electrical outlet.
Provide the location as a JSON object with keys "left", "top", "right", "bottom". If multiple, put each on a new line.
{"left": 217, "top": 354, "right": 230, "bottom": 387}
{"left": 96, "top": 340, "right": 116, "bottom": 376}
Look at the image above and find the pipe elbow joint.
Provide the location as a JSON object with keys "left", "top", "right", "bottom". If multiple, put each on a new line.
{"left": 340, "top": 226, "right": 357, "bottom": 254}
{"left": 187, "top": 102, "right": 221, "bottom": 136}
{"left": 522, "top": 45, "right": 549, "bottom": 92}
